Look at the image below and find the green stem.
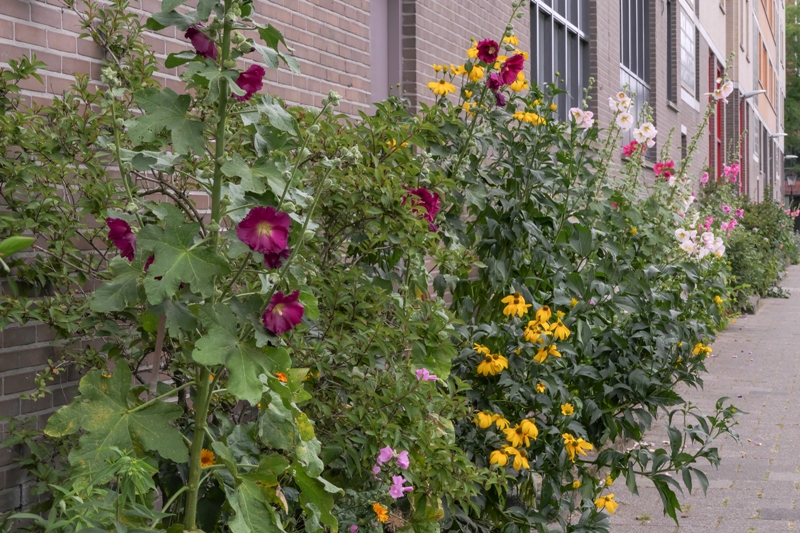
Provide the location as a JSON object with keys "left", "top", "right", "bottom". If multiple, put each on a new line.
{"left": 128, "top": 380, "right": 195, "bottom": 414}
{"left": 161, "top": 486, "right": 188, "bottom": 515}
{"left": 210, "top": 2, "right": 234, "bottom": 240}
{"left": 220, "top": 252, "right": 252, "bottom": 299}
{"left": 184, "top": 367, "right": 213, "bottom": 530}
{"left": 110, "top": 104, "right": 143, "bottom": 228}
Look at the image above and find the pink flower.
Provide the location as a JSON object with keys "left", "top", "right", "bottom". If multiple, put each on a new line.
{"left": 372, "top": 465, "right": 381, "bottom": 475}
{"left": 233, "top": 65, "right": 265, "bottom": 102}
{"left": 654, "top": 160, "right": 674, "bottom": 177}
{"left": 236, "top": 206, "right": 291, "bottom": 254}
{"left": 261, "top": 290, "right": 305, "bottom": 335}
{"left": 722, "top": 205, "right": 732, "bottom": 214}
{"left": 377, "top": 446, "right": 395, "bottom": 465}
{"left": 388, "top": 475, "right": 413, "bottom": 499}
{"left": 185, "top": 27, "right": 218, "bottom": 60}
{"left": 499, "top": 54, "right": 525, "bottom": 85}
{"left": 349, "top": 526, "right": 359, "bottom": 533}
{"left": 106, "top": 218, "right": 136, "bottom": 261}
{"left": 264, "top": 248, "right": 291, "bottom": 270}
{"left": 700, "top": 172, "right": 709, "bottom": 184}
{"left": 415, "top": 368, "right": 437, "bottom": 381}
{"left": 396, "top": 450, "right": 410, "bottom": 470}
{"left": 735, "top": 209, "right": 745, "bottom": 219}
{"left": 622, "top": 140, "right": 639, "bottom": 157}
{"left": 611, "top": 202, "right": 618, "bottom": 208}
{"left": 494, "top": 91, "right": 507, "bottom": 107}
{"left": 476, "top": 39, "right": 499, "bottom": 63}
{"left": 723, "top": 163, "right": 740, "bottom": 182}
{"left": 405, "top": 188, "right": 441, "bottom": 231}
{"left": 486, "top": 72, "right": 503, "bottom": 91}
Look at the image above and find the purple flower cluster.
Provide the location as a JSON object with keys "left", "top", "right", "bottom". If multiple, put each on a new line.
{"left": 374, "top": 446, "right": 413, "bottom": 499}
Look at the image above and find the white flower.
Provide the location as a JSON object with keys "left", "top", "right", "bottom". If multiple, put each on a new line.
{"left": 640, "top": 122, "right": 657, "bottom": 139}
{"left": 712, "top": 237, "right": 724, "bottom": 251}
{"left": 616, "top": 112, "right": 634, "bottom": 130}
{"left": 680, "top": 240, "right": 696, "bottom": 254}
{"left": 618, "top": 97, "right": 632, "bottom": 111}
{"left": 646, "top": 138, "right": 655, "bottom": 148}
{"left": 608, "top": 97, "right": 619, "bottom": 110}
{"left": 569, "top": 107, "right": 585, "bottom": 122}
{"left": 697, "top": 247, "right": 710, "bottom": 259}
{"left": 568, "top": 216, "right": 580, "bottom": 224}
{"left": 580, "top": 111, "right": 594, "bottom": 129}
{"left": 616, "top": 91, "right": 627, "bottom": 100}
{"left": 633, "top": 128, "right": 647, "bottom": 143}
{"left": 715, "top": 246, "right": 726, "bottom": 257}
{"left": 667, "top": 175, "right": 677, "bottom": 186}
{"left": 675, "top": 228, "right": 689, "bottom": 241}
{"left": 680, "top": 290, "right": 689, "bottom": 301}
{"left": 686, "top": 230, "right": 697, "bottom": 241}
{"left": 701, "top": 232, "right": 715, "bottom": 246}
{"left": 721, "top": 80, "right": 734, "bottom": 98}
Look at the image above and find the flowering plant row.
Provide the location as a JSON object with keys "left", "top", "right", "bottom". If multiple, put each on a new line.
{"left": 0, "top": 1, "right": 744, "bottom": 533}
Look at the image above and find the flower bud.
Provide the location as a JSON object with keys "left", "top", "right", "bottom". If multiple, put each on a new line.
{"left": 216, "top": 156, "right": 228, "bottom": 166}
{"left": 107, "top": 142, "right": 116, "bottom": 153}
{"left": 222, "top": 59, "right": 237, "bottom": 69}
{"left": 506, "top": 24, "right": 514, "bottom": 31}
{"left": 207, "top": 222, "right": 221, "bottom": 232}
{"left": 114, "top": 118, "right": 124, "bottom": 128}
{"left": 232, "top": 31, "right": 245, "bottom": 44}
{"left": 201, "top": 170, "right": 214, "bottom": 180}
{"left": 280, "top": 201, "right": 297, "bottom": 213}
{"left": 307, "top": 124, "right": 320, "bottom": 134}
{"left": 303, "top": 229, "right": 315, "bottom": 240}
{"left": 326, "top": 90, "right": 342, "bottom": 106}
{"left": 220, "top": 195, "right": 232, "bottom": 207}
{"left": 125, "top": 202, "right": 137, "bottom": 212}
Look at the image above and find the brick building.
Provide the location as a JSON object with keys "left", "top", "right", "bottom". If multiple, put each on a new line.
{"left": 0, "top": 0, "right": 788, "bottom": 513}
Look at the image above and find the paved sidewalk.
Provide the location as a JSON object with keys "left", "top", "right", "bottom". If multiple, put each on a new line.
{"left": 609, "top": 264, "right": 800, "bottom": 533}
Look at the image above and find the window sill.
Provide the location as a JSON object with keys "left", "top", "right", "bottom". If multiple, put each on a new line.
{"left": 667, "top": 100, "right": 679, "bottom": 112}
{"left": 719, "top": 2, "right": 725, "bottom": 14}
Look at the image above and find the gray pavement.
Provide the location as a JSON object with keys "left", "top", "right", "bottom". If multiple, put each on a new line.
{"left": 610, "top": 264, "right": 800, "bottom": 533}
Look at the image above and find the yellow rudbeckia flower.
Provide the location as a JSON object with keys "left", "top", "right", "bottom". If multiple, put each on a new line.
{"left": 489, "top": 449, "right": 508, "bottom": 466}
{"left": 502, "top": 292, "right": 532, "bottom": 317}
{"left": 503, "top": 35, "right": 519, "bottom": 46}
{"left": 474, "top": 343, "right": 491, "bottom": 356}
{"left": 562, "top": 433, "right": 594, "bottom": 462}
{"left": 536, "top": 382, "right": 546, "bottom": 393}
{"left": 572, "top": 480, "right": 581, "bottom": 489}
{"left": 535, "top": 305, "right": 552, "bottom": 323}
{"left": 468, "top": 65, "right": 485, "bottom": 81}
{"left": 492, "top": 414, "right": 511, "bottom": 430}
{"left": 467, "top": 45, "right": 478, "bottom": 59}
{"left": 476, "top": 353, "right": 508, "bottom": 376}
{"left": 561, "top": 403, "right": 575, "bottom": 416}
{"left": 474, "top": 411, "right": 493, "bottom": 428}
{"left": 553, "top": 320, "right": 570, "bottom": 340}
{"left": 427, "top": 79, "right": 456, "bottom": 96}
{"left": 570, "top": 298, "right": 579, "bottom": 307}
{"left": 594, "top": 494, "right": 618, "bottom": 514}
{"left": 534, "top": 344, "right": 561, "bottom": 364}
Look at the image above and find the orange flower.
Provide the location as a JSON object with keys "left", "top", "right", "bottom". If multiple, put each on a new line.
{"left": 200, "top": 448, "right": 216, "bottom": 468}
{"left": 276, "top": 372, "right": 288, "bottom": 382}
{"left": 373, "top": 502, "right": 389, "bottom": 523}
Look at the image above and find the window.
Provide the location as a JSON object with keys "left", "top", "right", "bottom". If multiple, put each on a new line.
{"left": 530, "top": 0, "right": 590, "bottom": 119}
{"left": 369, "top": 0, "right": 401, "bottom": 103}
{"left": 680, "top": 10, "right": 696, "bottom": 94}
{"left": 667, "top": 0, "right": 677, "bottom": 103}
{"left": 620, "top": 0, "right": 651, "bottom": 146}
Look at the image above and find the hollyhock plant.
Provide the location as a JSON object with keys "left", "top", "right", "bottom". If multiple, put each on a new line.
{"left": 396, "top": 450, "right": 410, "bottom": 470}
{"left": 476, "top": 39, "right": 499, "bottom": 63}
{"left": 144, "top": 254, "right": 155, "bottom": 271}
{"left": 721, "top": 205, "right": 732, "bottom": 214}
{"left": 261, "top": 290, "right": 305, "bottom": 335}
{"left": 486, "top": 72, "right": 503, "bottom": 91}
{"left": 416, "top": 368, "right": 437, "bottom": 381}
{"left": 185, "top": 27, "right": 218, "bottom": 59}
{"left": 405, "top": 187, "right": 441, "bottom": 231}
{"left": 622, "top": 140, "right": 639, "bottom": 157}
{"left": 236, "top": 206, "right": 291, "bottom": 254}
{"left": 700, "top": 172, "right": 710, "bottom": 184}
{"left": 388, "top": 475, "right": 413, "bottom": 499}
{"left": 106, "top": 218, "right": 136, "bottom": 261}
{"left": 233, "top": 65, "right": 265, "bottom": 102}
{"left": 654, "top": 160, "right": 674, "bottom": 178}
{"left": 499, "top": 53, "right": 525, "bottom": 85}
{"left": 377, "top": 446, "right": 395, "bottom": 465}
{"left": 735, "top": 208, "right": 745, "bottom": 219}
{"left": 495, "top": 91, "right": 507, "bottom": 107}
{"left": 264, "top": 248, "right": 291, "bottom": 270}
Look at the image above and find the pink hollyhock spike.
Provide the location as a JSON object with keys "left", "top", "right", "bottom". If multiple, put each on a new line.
{"left": 236, "top": 206, "right": 291, "bottom": 254}
{"left": 476, "top": 39, "right": 499, "bottom": 63}
{"left": 106, "top": 218, "right": 136, "bottom": 261}
{"left": 622, "top": 140, "right": 639, "bottom": 157}
{"left": 349, "top": 526, "right": 358, "bottom": 533}
{"left": 499, "top": 54, "right": 525, "bottom": 85}
{"left": 185, "top": 27, "right": 218, "bottom": 60}
{"left": 264, "top": 248, "right": 291, "bottom": 270}
{"left": 233, "top": 65, "right": 265, "bottom": 102}
{"left": 388, "top": 475, "right": 413, "bottom": 499}
{"left": 372, "top": 464, "right": 381, "bottom": 475}
{"left": 261, "top": 290, "right": 305, "bottom": 335}
{"left": 396, "top": 450, "right": 410, "bottom": 470}
{"left": 377, "top": 446, "right": 395, "bottom": 465}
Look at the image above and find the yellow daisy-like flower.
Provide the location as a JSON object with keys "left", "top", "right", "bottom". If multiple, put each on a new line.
{"left": 513, "top": 49, "right": 529, "bottom": 60}
{"left": 552, "top": 321, "right": 570, "bottom": 340}
{"left": 462, "top": 102, "right": 472, "bottom": 114}
{"left": 452, "top": 64, "right": 468, "bottom": 76}
{"left": 373, "top": 502, "right": 389, "bottom": 523}
{"left": 519, "top": 419, "right": 538, "bottom": 439}
{"left": 489, "top": 449, "right": 508, "bottom": 466}
{"left": 533, "top": 99, "right": 542, "bottom": 106}
{"left": 474, "top": 411, "right": 493, "bottom": 428}
{"left": 677, "top": 341, "right": 683, "bottom": 347}
{"left": 536, "top": 382, "right": 546, "bottom": 393}
{"left": 476, "top": 353, "right": 508, "bottom": 376}
{"left": 432, "top": 64, "right": 445, "bottom": 72}
{"left": 428, "top": 79, "right": 456, "bottom": 96}
{"left": 550, "top": 103, "right": 558, "bottom": 111}
{"left": 561, "top": 403, "right": 575, "bottom": 416}
{"left": 535, "top": 305, "right": 552, "bottom": 323}
{"left": 534, "top": 344, "right": 561, "bottom": 364}
{"left": 630, "top": 227, "right": 638, "bottom": 234}
{"left": 503, "top": 35, "right": 519, "bottom": 46}
{"left": 509, "top": 74, "right": 529, "bottom": 92}
{"left": 492, "top": 414, "right": 511, "bottom": 430}
{"left": 474, "top": 343, "right": 491, "bottom": 356}
{"left": 572, "top": 480, "right": 582, "bottom": 489}
{"left": 467, "top": 45, "right": 479, "bottom": 59}
{"left": 692, "top": 343, "right": 712, "bottom": 356}
{"left": 200, "top": 448, "right": 216, "bottom": 468}
{"left": 570, "top": 298, "right": 578, "bottom": 307}
{"left": 605, "top": 475, "right": 614, "bottom": 486}
{"left": 464, "top": 89, "right": 473, "bottom": 98}
{"left": 510, "top": 448, "right": 530, "bottom": 470}
{"left": 562, "top": 433, "right": 594, "bottom": 462}
{"left": 468, "top": 65, "right": 485, "bottom": 81}
{"left": 501, "top": 292, "right": 532, "bottom": 317}
{"left": 714, "top": 295, "right": 723, "bottom": 303}
{"left": 594, "top": 494, "right": 618, "bottom": 514}
{"left": 504, "top": 420, "right": 537, "bottom": 448}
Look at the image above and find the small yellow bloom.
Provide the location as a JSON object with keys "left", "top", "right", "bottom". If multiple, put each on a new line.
{"left": 489, "top": 449, "right": 508, "bottom": 466}
{"left": 630, "top": 227, "right": 638, "bottom": 234}
{"left": 428, "top": 79, "right": 456, "bottom": 96}
{"left": 503, "top": 35, "right": 519, "bottom": 46}
{"left": 692, "top": 343, "right": 712, "bottom": 356}
{"left": 432, "top": 64, "right": 444, "bottom": 72}
{"left": 561, "top": 403, "right": 575, "bottom": 416}
{"left": 550, "top": 103, "right": 558, "bottom": 111}
{"left": 476, "top": 353, "right": 508, "bottom": 376}
{"left": 209, "top": 374, "right": 214, "bottom": 381}
{"left": 462, "top": 102, "right": 472, "bottom": 114}
{"left": 535, "top": 305, "right": 552, "bottom": 323}
{"left": 594, "top": 494, "right": 618, "bottom": 514}
{"left": 474, "top": 411, "right": 493, "bottom": 428}
{"left": 464, "top": 89, "right": 473, "bottom": 98}
{"left": 534, "top": 344, "right": 561, "bottom": 364}
{"left": 513, "top": 49, "right": 529, "bottom": 60}
{"left": 533, "top": 99, "right": 542, "bottom": 106}
{"left": 677, "top": 341, "right": 683, "bottom": 347}
{"left": 570, "top": 298, "right": 578, "bottom": 307}
{"left": 509, "top": 73, "right": 529, "bottom": 92}
{"left": 474, "top": 343, "right": 491, "bottom": 356}
{"left": 504, "top": 420, "right": 538, "bottom": 447}
{"left": 200, "top": 448, "right": 216, "bottom": 468}
{"left": 562, "top": 433, "right": 594, "bottom": 462}
{"left": 373, "top": 502, "right": 389, "bottom": 523}
{"left": 468, "top": 65, "right": 485, "bottom": 81}
{"left": 275, "top": 372, "right": 288, "bottom": 382}
{"left": 492, "top": 414, "right": 511, "bottom": 430}
{"left": 552, "top": 321, "right": 570, "bottom": 341}
{"left": 605, "top": 475, "right": 614, "bottom": 487}
{"left": 102, "top": 372, "right": 112, "bottom": 378}
{"left": 714, "top": 295, "right": 723, "bottom": 304}
{"left": 467, "top": 45, "right": 478, "bottom": 59}
{"left": 572, "top": 480, "right": 582, "bottom": 489}
{"left": 523, "top": 321, "right": 542, "bottom": 343}
{"left": 502, "top": 292, "right": 532, "bottom": 317}
{"left": 536, "top": 382, "right": 546, "bottom": 393}
{"left": 452, "top": 64, "right": 467, "bottom": 76}
{"left": 510, "top": 448, "right": 530, "bottom": 470}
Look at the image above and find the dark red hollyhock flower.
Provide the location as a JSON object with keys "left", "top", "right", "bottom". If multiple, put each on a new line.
{"left": 476, "top": 39, "right": 499, "bottom": 63}
{"left": 262, "top": 290, "right": 305, "bottom": 335}
{"left": 144, "top": 255, "right": 155, "bottom": 271}
{"left": 236, "top": 206, "right": 291, "bottom": 254}
{"left": 495, "top": 91, "right": 507, "bottom": 107}
{"left": 106, "top": 218, "right": 136, "bottom": 261}
{"left": 264, "top": 248, "right": 290, "bottom": 270}
{"left": 185, "top": 27, "right": 218, "bottom": 60}
{"left": 406, "top": 187, "right": 441, "bottom": 231}
{"left": 233, "top": 65, "right": 266, "bottom": 102}
{"left": 500, "top": 54, "right": 525, "bottom": 85}
{"left": 486, "top": 73, "right": 503, "bottom": 91}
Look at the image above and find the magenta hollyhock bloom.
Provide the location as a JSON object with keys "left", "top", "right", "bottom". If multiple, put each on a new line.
{"left": 237, "top": 206, "right": 291, "bottom": 254}
{"left": 106, "top": 218, "right": 136, "bottom": 261}
{"left": 495, "top": 91, "right": 507, "bottom": 107}
{"left": 377, "top": 446, "right": 395, "bottom": 465}
{"left": 185, "top": 27, "right": 218, "bottom": 60}
{"left": 405, "top": 188, "right": 441, "bottom": 231}
{"left": 261, "top": 290, "right": 305, "bottom": 335}
{"left": 700, "top": 172, "right": 709, "bottom": 184}
{"left": 486, "top": 72, "right": 503, "bottom": 91}
{"left": 264, "top": 248, "right": 290, "bottom": 270}
{"left": 396, "top": 450, "right": 410, "bottom": 470}
{"left": 388, "top": 475, "right": 413, "bottom": 499}
{"left": 233, "top": 65, "right": 266, "bottom": 102}
{"left": 622, "top": 140, "right": 639, "bottom": 157}
{"left": 735, "top": 208, "right": 744, "bottom": 219}
{"left": 415, "top": 368, "right": 437, "bottom": 381}
{"left": 476, "top": 39, "right": 499, "bottom": 63}
{"left": 500, "top": 54, "right": 525, "bottom": 85}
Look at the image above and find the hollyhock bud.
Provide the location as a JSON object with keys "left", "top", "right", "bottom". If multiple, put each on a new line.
{"left": 264, "top": 248, "right": 291, "bottom": 270}
{"left": 495, "top": 91, "right": 507, "bottom": 107}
